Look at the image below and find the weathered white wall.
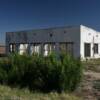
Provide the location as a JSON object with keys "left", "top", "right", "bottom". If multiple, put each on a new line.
{"left": 80, "top": 25, "right": 100, "bottom": 59}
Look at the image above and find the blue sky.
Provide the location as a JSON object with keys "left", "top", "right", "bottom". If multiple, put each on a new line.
{"left": 0, "top": 0, "right": 100, "bottom": 44}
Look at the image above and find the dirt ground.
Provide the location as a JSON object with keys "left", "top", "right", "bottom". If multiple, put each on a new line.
{"left": 75, "top": 64, "right": 100, "bottom": 100}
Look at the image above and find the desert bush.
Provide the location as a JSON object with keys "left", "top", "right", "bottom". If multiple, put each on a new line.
{"left": 0, "top": 53, "right": 83, "bottom": 92}
{"left": 7, "top": 53, "right": 33, "bottom": 86}
{"left": 0, "top": 58, "right": 11, "bottom": 84}
{"left": 59, "top": 53, "right": 83, "bottom": 92}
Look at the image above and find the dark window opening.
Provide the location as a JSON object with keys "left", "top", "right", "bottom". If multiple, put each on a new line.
{"left": 50, "top": 33, "right": 53, "bottom": 37}
{"left": 84, "top": 43, "right": 91, "bottom": 57}
{"left": 94, "top": 44, "right": 98, "bottom": 54}
{"left": 64, "top": 30, "right": 67, "bottom": 33}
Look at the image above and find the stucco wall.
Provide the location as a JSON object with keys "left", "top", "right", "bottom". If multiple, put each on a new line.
{"left": 80, "top": 25, "right": 100, "bottom": 59}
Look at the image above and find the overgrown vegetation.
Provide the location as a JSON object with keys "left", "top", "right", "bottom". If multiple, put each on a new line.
{"left": 0, "top": 53, "right": 83, "bottom": 93}
{"left": 82, "top": 58, "right": 100, "bottom": 72}
{"left": 0, "top": 85, "right": 81, "bottom": 100}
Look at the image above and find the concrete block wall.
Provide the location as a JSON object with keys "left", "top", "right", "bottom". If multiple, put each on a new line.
{"left": 6, "top": 26, "right": 80, "bottom": 58}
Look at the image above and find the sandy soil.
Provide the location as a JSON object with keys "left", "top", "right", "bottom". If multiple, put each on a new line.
{"left": 75, "top": 69, "right": 100, "bottom": 100}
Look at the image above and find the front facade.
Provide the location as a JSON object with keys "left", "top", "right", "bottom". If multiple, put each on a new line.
{"left": 80, "top": 25, "right": 100, "bottom": 59}
{"left": 6, "top": 25, "right": 100, "bottom": 60}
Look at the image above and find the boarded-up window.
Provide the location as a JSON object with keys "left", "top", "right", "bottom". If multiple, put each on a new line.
{"left": 44, "top": 43, "right": 55, "bottom": 56}
{"left": 19, "top": 44, "right": 28, "bottom": 55}
{"left": 30, "top": 44, "right": 41, "bottom": 55}
{"left": 59, "top": 42, "right": 73, "bottom": 55}
{"left": 94, "top": 44, "right": 98, "bottom": 54}
{"left": 66, "top": 43, "right": 73, "bottom": 55}
{"left": 59, "top": 43, "right": 66, "bottom": 52}
{"left": 84, "top": 43, "right": 91, "bottom": 57}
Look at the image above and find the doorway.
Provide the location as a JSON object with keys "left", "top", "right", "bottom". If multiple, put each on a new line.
{"left": 84, "top": 43, "right": 91, "bottom": 57}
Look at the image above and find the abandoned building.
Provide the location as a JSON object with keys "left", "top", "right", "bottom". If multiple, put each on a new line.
{"left": 6, "top": 25, "right": 100, "bottom": 60}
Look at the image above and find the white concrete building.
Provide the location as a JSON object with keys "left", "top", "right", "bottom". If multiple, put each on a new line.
{"left": 80, "top": 25, "right": 100, "bottom": 59}
{"left": 6, "top": 25, "right": 100, "bottom": 60}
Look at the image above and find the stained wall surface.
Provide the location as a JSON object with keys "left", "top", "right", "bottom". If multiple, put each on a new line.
{"left": 6, "top": 26, "right": 80, "bottom": 57}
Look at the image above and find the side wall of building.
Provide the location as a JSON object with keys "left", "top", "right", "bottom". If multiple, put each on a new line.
{"left": 80, "top": 25, "right": 100, "bottom": 60}
{"left": 6, "top": 26, "right": 80, "bottom": 58}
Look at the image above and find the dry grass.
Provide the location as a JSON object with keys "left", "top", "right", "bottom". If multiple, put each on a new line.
{"left": 75, "top": 59, "right": 100, "bottom": 100}
{"left": 82, "top": 59, "right": 100, "bottom": 72}
{"left": 0, "top": 85, "right": 81, "bottom": 100}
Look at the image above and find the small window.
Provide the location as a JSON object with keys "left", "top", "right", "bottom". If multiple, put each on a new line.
{"left": 64, "top": 30, "right": 67, "bottom": 33}
{"left": 88, "top": 33, "right": 91, "bottom": 35}
{"left": 33, "top": 33, "right": 36, "bottom": 36}
{"left": 50, "top": 33, "right": 53, "bottom": 37}
{"left": 96, "top": 35, "right": 98, "bottom": 37}
{"left": 94, "top": 44, "right": 98, "bottom": 54}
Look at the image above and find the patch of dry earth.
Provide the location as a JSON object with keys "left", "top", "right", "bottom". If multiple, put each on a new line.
{"left": 75, "top": 70, "right": 100, "bottom": 100}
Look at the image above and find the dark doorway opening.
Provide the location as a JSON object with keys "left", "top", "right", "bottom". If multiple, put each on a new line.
{"left": 84, "top": 43, "right": 91, "bottom": 57}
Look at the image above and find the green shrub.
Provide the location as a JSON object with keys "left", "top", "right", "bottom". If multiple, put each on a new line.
{"left": 0, "top": 53, "right": 83, "bottom": 92}
{"left": 59, "top": 53, "right": 83, "bottom": 92}
{"left": 7, "top": 53, "right": 33, "bottom": 86}
{"left": 0, "top": 58, "right": 11, "bottom": 84}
